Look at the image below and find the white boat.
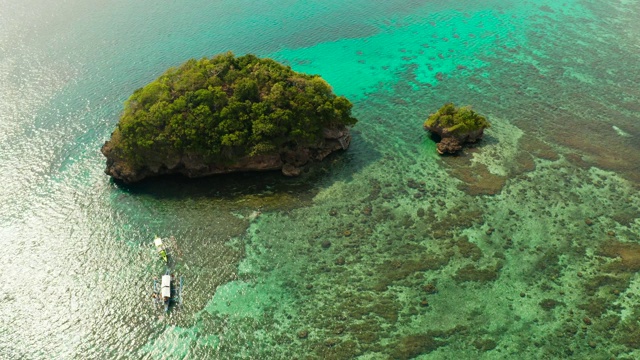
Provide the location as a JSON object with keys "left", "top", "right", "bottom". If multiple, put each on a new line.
{"left": 152, "top": 269, "right": 183, "bottom": 312}
{"left": 154, "top": 237, "right": 168, "bottom": 263}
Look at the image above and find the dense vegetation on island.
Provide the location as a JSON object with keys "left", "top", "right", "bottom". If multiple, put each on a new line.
{"left": 424, "top": 103, "right": 490, "bottom": 136}
{"left": 109, "top": 52, "right": 357, "bottom": 164}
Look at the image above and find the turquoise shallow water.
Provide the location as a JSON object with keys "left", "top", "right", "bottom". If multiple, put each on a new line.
{"left": 1, "top": 0, "right": 640, "bottom": 359}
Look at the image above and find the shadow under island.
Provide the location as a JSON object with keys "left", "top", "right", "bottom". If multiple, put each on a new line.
{"left": 113, "top": 130, "right": 379, "bottom": 202}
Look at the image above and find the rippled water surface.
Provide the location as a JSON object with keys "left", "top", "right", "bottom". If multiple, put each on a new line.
{"left": 1, "top": 0, "right": 640, "bottom": 359}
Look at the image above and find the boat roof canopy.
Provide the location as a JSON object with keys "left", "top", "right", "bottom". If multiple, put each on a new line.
{"left": 154, "top": 238, "right": 163, "bottom": 247}
{"left": 161, "top": 275, "right": 171, "bottom": 298}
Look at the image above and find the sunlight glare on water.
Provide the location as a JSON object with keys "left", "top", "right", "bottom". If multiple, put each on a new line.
{"left": 1, "top": 0, "right": 639, "bottom": 358}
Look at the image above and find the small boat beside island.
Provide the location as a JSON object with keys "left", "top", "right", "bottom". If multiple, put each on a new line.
{"left": 152, "top": 269, "right": 184, "bottom": 312}
{"left": 151, "top": 236, "right": 184, "bottom": 312}
{"left": 154, "top": 237, "right": 168, "bottom": 263}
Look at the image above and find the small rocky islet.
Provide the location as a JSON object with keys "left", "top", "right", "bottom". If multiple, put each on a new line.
{"left": 423, "top": 102, "right": 491, "bottom": 155}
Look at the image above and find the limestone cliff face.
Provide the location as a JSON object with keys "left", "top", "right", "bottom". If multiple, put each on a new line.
{"left": 424, "top": 125, "right": 485, "bottom": 155}
{"left": 101, "top": 126, "right": 351, "bottom": 183}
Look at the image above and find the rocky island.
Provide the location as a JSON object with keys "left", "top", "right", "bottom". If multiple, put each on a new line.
{"left": 102, "top": 52, "right": 357, "bottom": 183}
{"left": 424, "top": 103, "right": 490, "bottom": 155}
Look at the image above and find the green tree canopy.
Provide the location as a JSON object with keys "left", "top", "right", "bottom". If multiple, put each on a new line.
{"left": 110, "top": 52, "right": 357, "bottom": 164}
{"left": 424, "top": 103, "right": 490, "bottom": 136}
